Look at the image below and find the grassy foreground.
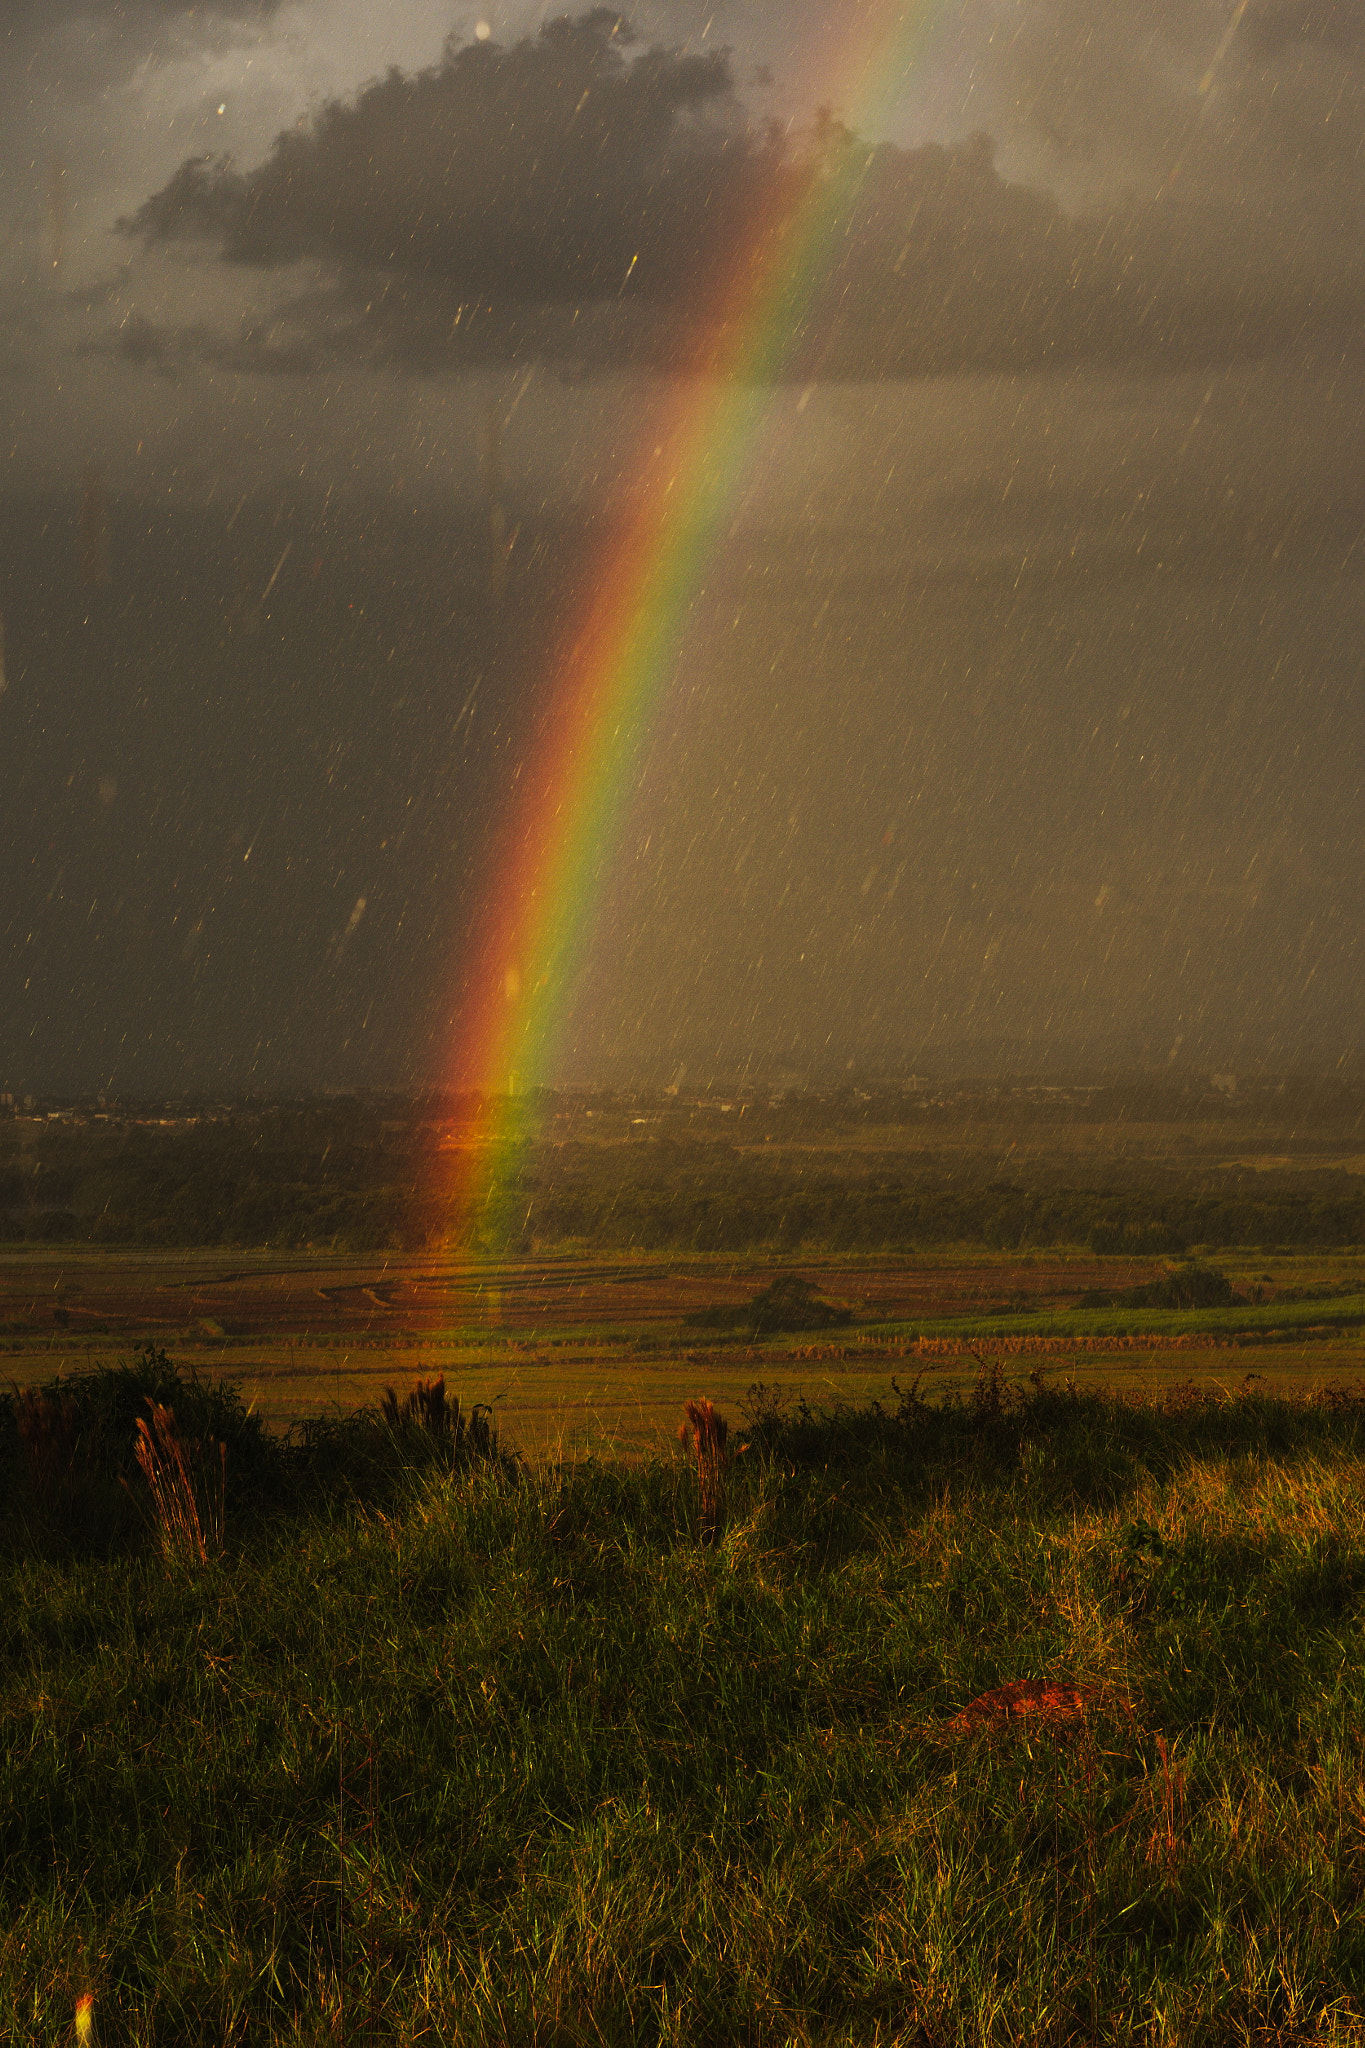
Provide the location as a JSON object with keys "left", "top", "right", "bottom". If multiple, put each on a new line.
{"left": 5, "top": 1361, "right": 1365, "bottom": 2044}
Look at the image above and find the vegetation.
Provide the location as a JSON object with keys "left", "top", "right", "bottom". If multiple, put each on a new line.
{"left": 1075, "top": 1264, "right": 1243, "bottom": 1312}
{"left": 5, "top": 1352, "right": 1365, "bottom": 2041}
{"left": 684, "top": 1272, "right": 854, "bottom": 1333}
{"left": 2, "top": 1083, "right": 1364, "bottom": 1254}
{"left": 518, "top": 1165, "right": 1365, "bottom": 1257}
{"left": 875, "top": 1289, "right": 1365, "bottom": 1345}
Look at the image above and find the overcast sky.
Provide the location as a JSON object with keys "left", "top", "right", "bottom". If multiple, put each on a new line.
{"left": 1, "top": 0, "right": 1362, "bottom": 1092}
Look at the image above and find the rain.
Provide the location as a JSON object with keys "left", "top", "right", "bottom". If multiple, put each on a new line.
{"left": 0, "top": 0, "right": 1361, "bottom": 1092}
{"left": 5, "top": 13, "right": 1365, "bottom": 2037}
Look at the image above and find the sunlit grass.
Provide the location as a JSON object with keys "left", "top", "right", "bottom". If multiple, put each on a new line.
{"left": 6, "top": 1364, "right": 1365, "bottom": 2040}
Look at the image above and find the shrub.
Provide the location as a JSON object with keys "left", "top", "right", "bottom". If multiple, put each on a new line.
{"left": 684, "top": 1273, "right": 853, "bottom": 1334}
{"left": 1076, "top": 1263, "right": 1242, "bottom": 1311}
{"left": 1, "top": 1346, "right": 276, "bottom": 1555}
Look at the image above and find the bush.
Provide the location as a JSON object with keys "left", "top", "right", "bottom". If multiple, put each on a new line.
{"left": 0, "top": 1346, "right": 278, "bottom": 1555}
{"left": 1076, "top": 1263, "right": 1242, "bottom": 1311}
{"left": 684, "top": 1273, "right": 853, "bottom": 1334}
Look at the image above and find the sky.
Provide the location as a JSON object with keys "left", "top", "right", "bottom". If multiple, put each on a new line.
{"left": 1, "top": 0, "right": 1362, "bottom": 1094}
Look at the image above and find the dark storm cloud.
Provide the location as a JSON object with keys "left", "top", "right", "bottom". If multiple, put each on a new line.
{"left": 116, "top": 8, "right": 1365, "bottom": 379}
{"left": 124, "top": 13, "right": 776, "bottom": 307}
{"left": 74, "top": 305, "right": 325, "bottom": 378}
{"left": 78, "top": 287, "right": 701, "bottom": 378}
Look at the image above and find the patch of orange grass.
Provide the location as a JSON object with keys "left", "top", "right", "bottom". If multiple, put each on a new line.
{"left": 943, "top": 1678, "right": 1134, "bottom": 1739}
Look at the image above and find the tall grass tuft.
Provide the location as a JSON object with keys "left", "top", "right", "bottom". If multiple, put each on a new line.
{"left": 678, "top": 1396, "right": 731, "bottom": 1540}
{"left": 1150, "top": 1732, "right": 1187, "bottom": 1880}
{"left": 381, "top": 1373, "right": 451, "bottom": 1437}
{"left": 3, "top": 1346, "right": 278, "bottom": 1558}
{"left": 381, "top": 1373, "right": 498, "bottom": 1464}
{"left": 126, "top": 1400, "right": 226, "bottom": 1569}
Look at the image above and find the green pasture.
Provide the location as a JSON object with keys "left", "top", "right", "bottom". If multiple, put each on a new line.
{"left": 868, "top": 1291, "right": 1365, "bottom": 1345}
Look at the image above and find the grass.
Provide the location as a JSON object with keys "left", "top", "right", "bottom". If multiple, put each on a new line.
{"left": 870, "top": 1291, "right": 1365, "bottom": 1344}
{"left": 6, "top": 1357, "right": 1365, "bottom": 2042}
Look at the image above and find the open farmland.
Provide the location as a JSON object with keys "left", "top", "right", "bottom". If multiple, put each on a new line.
{"left": 4, "top": 1242, "right": 1363, "bottom": 1454}
{"left": 3, "top": 1076, "right": 1362, "bottom": 1449}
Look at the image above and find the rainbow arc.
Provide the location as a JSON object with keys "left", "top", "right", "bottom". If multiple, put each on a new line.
{"left": 444, "top": 3, "right": 948, "bottom": 1245}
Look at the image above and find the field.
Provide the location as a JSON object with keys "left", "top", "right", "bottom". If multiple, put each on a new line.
{"left": 6, "top": 1086, "right": 1365, "bottom": 2040}
{"left": 7, "top": 1358, "right": 1365, "bottom": 2043}
{"left": 3, "top": 1241, "right": 1363, "bottom": 1454}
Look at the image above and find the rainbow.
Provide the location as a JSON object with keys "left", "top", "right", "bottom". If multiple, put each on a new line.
{"left": 443, "top": 2, "right": 949, "bottom": 1247}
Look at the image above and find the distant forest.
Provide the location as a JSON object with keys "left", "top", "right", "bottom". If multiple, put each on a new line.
{"left": 1, "top": 1080, "right": 1363, "bottom": 1253}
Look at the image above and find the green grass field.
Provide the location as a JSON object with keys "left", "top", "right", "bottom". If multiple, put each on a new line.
{"left": 872, "top": 1293, "right": 1365, "bottom": 1344}
{"left": 6, "top": 1352, "right": 1365, "bottom": 2044}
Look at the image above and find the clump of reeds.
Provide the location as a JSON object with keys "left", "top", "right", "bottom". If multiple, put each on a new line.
{"left": 679, "top": 1397, "right": 731, "bottom": 1542}
{"left": 1314, "top": 1378, "right": 1365, "bottom": 1414}
{"left": 382, "top": 1375, "right": 496, "bottom": 1462}
{"left": 126, "top": 1401, "right": 226, "bottom": 1569}
{"left": 382, "top": 1375, "right": 450, "bottom": 1437}
{"left": 14, "top": 1384, "right": 82, "bottom": 1512}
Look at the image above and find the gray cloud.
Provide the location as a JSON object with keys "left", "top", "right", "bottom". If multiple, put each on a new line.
{"left": 0, "top": 0, "right": 294, "bottom": 293}
{"left": 7, "top": 7, "right": 1364, "bottom": 1094}
{"left": 123, "top": 14, "right": 777, "bottom": 306}
{"left": 74, "top": 303, "right": 327, "bottom": 378}
{"left": 1, "top": 0, "right": 285, "bottom": 109}
{"left": 116, "top": 9, "right": 1365, "bottom": 380}
{"left": 988, "top": 0, "right": 1365, "bottom": 209}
